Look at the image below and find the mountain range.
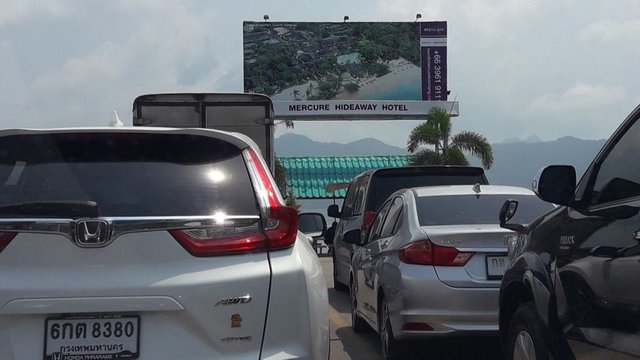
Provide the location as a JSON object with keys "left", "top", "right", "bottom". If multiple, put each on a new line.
{"left": 275, "top": 133, "right": 607, "bottom": 187}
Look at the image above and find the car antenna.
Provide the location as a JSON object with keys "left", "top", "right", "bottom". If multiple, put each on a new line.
{"left": 472, "top": 183, "right": 481, "bottom": 194}
{"left": 109, "top": 110, "right": 124, "bottom": 127}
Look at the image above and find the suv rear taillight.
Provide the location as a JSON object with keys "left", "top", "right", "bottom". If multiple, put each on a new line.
{"left": 399, "top": 240, "right": 474, "bottom": 266}
{"left": 0, "top": 232, "right": 17, "bottom": 252}
{"left": 362, "top": 210, "right": 377, "bottom": 231}
{"left": 170, "top": 148, "right": 298, "bottom": 257}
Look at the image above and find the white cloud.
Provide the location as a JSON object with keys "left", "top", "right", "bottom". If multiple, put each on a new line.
{"left": 0, "top": 0, "right": 73, "bottom": 27}
{"left": 579, "top": 19, "right": 640, "bottom": 43}
{"left": 26, "top": 2, "right": 230, "bottom": 127}
{"left": 374, "top": 0, "right": 445, "bottom": 20}
{"left": 461, "top": 0, "right": 539, "bottom": 36}
{"left": 528, "top": 82, "right": 627, "bottom": 113}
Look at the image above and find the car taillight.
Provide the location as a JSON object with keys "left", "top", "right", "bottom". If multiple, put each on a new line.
{"left": 362, "top": 210, "right": 377, "bottom": 231}
{"left": 0, "top": 232, "right": 17, "bottom": 252}
{"left": 399, "top": 240, "right": 474, "bottom": 266}
{"left": 170, "top": 148, "right": 298, "bottom": 257}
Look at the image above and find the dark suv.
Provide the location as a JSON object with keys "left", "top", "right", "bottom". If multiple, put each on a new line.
{"left": 327, "top": 166, "right": 488, "bottom": 290}
{"left": 499, "top": 104, "right": 640, "bottom": 359}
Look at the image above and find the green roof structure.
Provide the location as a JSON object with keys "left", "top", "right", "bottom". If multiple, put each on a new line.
{"left": 278, "top": 156, "right": 411, "bottom": 199}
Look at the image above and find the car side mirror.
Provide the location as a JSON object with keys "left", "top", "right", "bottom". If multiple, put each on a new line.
{"left": 532, "top": 165, "right": 576, "bottom": 206}
{"left": 343, "top": 229, "right": 362, "bottom": 245}
{"left": 298, "top": 212, "right": 327, "bottom": 235}
{"left": 327, "top": 204, "right": 341, "bottom": 218}
{"left": 499, "top": 199, "right": 525, "bottom": 232}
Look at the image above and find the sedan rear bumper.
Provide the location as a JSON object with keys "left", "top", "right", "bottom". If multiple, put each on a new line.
{"left": 387, "top": 263, "right": 500, "bottom": 340}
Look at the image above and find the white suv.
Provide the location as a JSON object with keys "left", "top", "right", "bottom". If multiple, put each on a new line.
{"left": 0, "top": 127, "right": 329, "bottom": 360}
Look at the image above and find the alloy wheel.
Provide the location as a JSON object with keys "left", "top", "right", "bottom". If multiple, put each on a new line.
{"left": 513, "top": 330, "right": 536, "bottom": 360}
{"left": 380, "top": 300, "right": 397, "bottom": 359}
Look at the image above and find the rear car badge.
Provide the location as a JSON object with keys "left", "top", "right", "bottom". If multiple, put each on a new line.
{"left": 75, "top": 219, "right": 110, "bottom": 247}
{"left": 215, "top": 294, "right": 252, "bottom": 306}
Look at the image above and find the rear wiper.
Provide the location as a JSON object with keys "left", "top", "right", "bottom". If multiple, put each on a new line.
{"left": 0, "top": 201, "right": 98, "bottom": 219}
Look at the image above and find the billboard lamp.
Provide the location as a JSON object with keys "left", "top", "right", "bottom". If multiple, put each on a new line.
{"left": 415, "top": 13, "right": 422, "bottom": 22}
{"left": 263, "top": 14, "right": 270, "bottom": 22}
{"left": 343, "top": 16, "right": 349, "bottom": 22}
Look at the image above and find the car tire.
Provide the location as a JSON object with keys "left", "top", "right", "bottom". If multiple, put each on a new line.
{"left": 507, "top": 302, "right": 552, "bottom": 360}
{"left": 350, "top": 279, "right": 368, "bottom": 333}
{"left": 380, "top": 298, "right": 402, "bottom": 360}
{"left": 333, "top": 256, "right": 348, "bottom": 291}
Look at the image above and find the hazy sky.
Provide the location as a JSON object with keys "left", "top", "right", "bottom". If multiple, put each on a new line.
{"left": 2, "top": 0, "right": 639, "bottom": 149}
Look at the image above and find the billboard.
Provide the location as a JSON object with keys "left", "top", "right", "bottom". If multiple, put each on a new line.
{"left": 420, "top": 21, "right": 447, "bottom": 101}
{"left": 243, "top": 21, "right": 447, "bottom": 103}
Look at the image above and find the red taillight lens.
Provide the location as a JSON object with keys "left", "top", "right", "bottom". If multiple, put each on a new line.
{"left": 399, "top": 240, "right": 473, "bottom": 266}
{"left": 362, "top": 210, "right": 377, "bottom": 231}
{"left": 264, "top": 206, "right": 299, "bottom": 250}
{"left": 0, "top": 232, "right": 17, "bottom": 252}
{"left": 170, "top": 230, "right": 267, "bottom": 257}
{"left": 170, "top": 148, "right": 299, "bottom": 257}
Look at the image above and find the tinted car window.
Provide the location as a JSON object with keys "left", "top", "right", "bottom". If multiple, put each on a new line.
{"left": 368, "top": 200, "right": 392, "bottom": 242}
{"left": 0, "top": 133, "right": 258, "bottom": 217}
{"left": 351, "top": 173, "right": 370, "bottom": 216}
{"left": 340, "top": 182, "right": 357, "bottom": 218}
{"left": 590, "top": 117, "right": 640, "bottom": 204}
{"left": 380, "top": 197, "right": 403, "bottom": 237}
{"left": 367, "top": 170, "right": 487, "bottom": 213}
{"left": 417, "top": 195, "right": 553, "bottom": 226}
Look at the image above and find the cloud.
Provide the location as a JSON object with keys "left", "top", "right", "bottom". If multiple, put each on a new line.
{"left": 0, "top": 0, "right": 74, "bottom": 27}
{"left": 528, "top": 82, "right": 627, "bottom": 113}
{"left": 461, "top": 0, "right": 539, "bottom": 36}
{"left": 24, "top": 2, "right": 232, "bottom": 127}
{"left": 579, "top": 19, "right": 640, "bottom": 43}
{"left": 373, "top": 0, "right": 445, "bottom": 20}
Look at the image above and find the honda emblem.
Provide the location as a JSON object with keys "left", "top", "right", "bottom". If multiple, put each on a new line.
{"left": 75, "top": 220, "right": 110, "bottom": 247}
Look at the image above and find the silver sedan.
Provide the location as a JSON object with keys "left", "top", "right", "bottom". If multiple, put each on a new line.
{"left": 347, "top": 184, "right": 554, "bottom": 359}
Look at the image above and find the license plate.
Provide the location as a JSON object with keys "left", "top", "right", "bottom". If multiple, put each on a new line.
{"left": 44, "top": 315, "right": 140, "bottom": 360}
{"left": 486, "top": 255, "right": 509, "bottom": 279}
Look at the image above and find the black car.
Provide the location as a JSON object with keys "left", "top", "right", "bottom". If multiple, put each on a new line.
{"left": 499, "top": 104, "right": 640, "bottom": 359}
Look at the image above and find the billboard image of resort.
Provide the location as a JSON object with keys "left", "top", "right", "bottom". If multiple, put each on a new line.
{"left": 243, "top": 22, "right": 422, "bottom": 101}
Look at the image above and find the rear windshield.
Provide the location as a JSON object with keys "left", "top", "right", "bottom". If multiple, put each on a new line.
{"left": 417, "top": 194, "right": 554, "bottom": 226}
{"left": 366, "top": 170, "right": 487, "bottom": 212}
{"left": 0, "top": 133, "right": 258, "bottom": 217}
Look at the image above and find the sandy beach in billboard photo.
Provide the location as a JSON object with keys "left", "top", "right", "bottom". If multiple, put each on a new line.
{"left": 271, "top": 58, "right": 420, "bottom": 101}
{"left": 335, "top": 58, "right": 420, "bottom": 100}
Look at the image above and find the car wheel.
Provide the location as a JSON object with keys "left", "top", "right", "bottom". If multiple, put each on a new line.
{"left": 350, "top": 279, "right": 368, "bottom": 333}
{"left": 380, "top": 298, "right": 402, "bottom": 360}
{"left": 333, "top": 256, "right": 347, "bottom": 291}
{"left": 507, "top": 302, "right": 552, "bottom": 360}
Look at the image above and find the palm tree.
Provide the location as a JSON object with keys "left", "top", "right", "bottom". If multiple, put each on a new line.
{"left": 407, "top": 107, "right": 494, "bottom": 169}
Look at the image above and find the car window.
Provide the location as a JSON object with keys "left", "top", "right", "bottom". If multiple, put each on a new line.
{"left": 352, "top": 174, "right": 370, "bottom": 216}
{"left": 380, "top": 197, "right": 403, "bottom": 237}
{"left": 368, "top": 200, "right": 392, "bottom": 242}
{"left": 0, "top": 133, "right": 259, "bottom": 217}
{"left": 340, "top": 182, "right": 358, "bottom": 218}
{"left": 416, "top": 194, "right": 554, "bottom": 226}
{"left": 590, "top": 117, "right": 640, "bottom": 205}
{"left": 366, "top": 170, "right": 487, "bottom": 212}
